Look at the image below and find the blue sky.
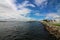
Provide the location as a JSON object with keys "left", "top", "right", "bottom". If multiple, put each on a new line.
{"left": 14, "top": 0, "right": 60, "bottom": 20}
{"left": 0, "top": 0, "right": 60, "bottom": 21}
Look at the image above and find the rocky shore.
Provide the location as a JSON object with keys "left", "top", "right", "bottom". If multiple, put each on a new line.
{"left": 41, "top": 21, "right": 60, "bottom": 40}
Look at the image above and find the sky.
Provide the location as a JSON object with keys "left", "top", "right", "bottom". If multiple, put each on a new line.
{"left": 0, "top": 0, "right": 60, "bottom": 21}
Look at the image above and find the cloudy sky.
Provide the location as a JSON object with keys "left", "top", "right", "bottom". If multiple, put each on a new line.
{"left": 0, "top": 0, "right": 60, "bottom": 21}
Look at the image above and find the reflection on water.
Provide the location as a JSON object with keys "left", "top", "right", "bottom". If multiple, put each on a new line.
{"left": 0, "top": 21, "right": 56, "bottom": 40}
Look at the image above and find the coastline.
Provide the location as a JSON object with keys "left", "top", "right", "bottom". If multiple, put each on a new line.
{"left": 41, "top": 21, "right": 60, "bottom": 40}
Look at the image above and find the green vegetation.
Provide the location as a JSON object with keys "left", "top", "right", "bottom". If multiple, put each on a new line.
{"left": 42, "top": 19, "right": 60, "bottom": 26}
{"left": 48, "top": 22, "right": 60, "bottom": 26}
{"left": 53, "top": 23, "right": 60, "bottom": 26}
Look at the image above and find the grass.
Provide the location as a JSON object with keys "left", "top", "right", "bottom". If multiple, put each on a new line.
{"left": 46, "top": 22, "right": 60, "bottom": 26}
{"left": 52, "top": 23, "right": 60, "bottom": 26}
{"left": 42, "top": 21, "right": 60, "bottom": 26}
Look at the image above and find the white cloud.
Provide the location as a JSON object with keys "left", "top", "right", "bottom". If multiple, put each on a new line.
{"left": 17, "top": 0, "right": 35, "bottom": 8}
{"left": 34, "top": 0, "right": 47, "bottom": 6}
{"left": 45, "top": 13, "right": 60, "bottom": 20}
{"left": 18, "top": 8, "right": 31, "bottom": 16}
{"left": 16, "top": 0, "right": 36, "bottom": 17}
{"left": 17, "top": 0, "right": 35, "bottom": 16}
{"left": 34, "top": 0, "right": 47, "bottom": 9}
{"left": 34, "top": 13, "right": 41, "bottom": 16}
{"left": 0, "top": 4, "right": 28, "bottom": 21}
{"left": 34, "top": 13, "right": 44, "bottom": 16}
{"left": 27, "top": 4, "right": 35, "bottom": 7}
{"left": 5, "top": 0, "right": 17, "bottom": 10}
{"left": 17, "top": 1, "right": 29, "bottom": 8}
{"left": 0, "top": 0, "right": 34, "bottom": 21}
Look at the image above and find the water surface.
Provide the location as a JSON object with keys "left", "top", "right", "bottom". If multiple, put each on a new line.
{"left": 0, "top": 21, "right": 56, "bottom": 40}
